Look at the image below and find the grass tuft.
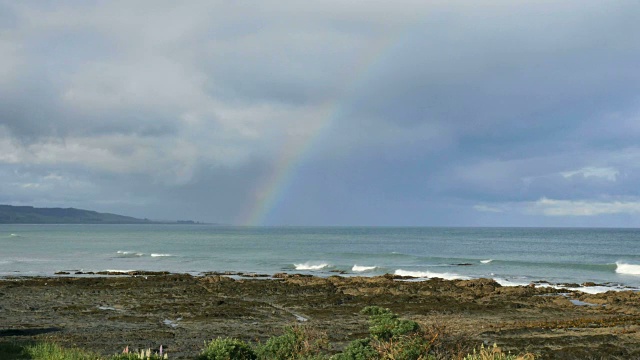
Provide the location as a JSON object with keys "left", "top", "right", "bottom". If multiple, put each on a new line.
{"left": 462, "top": 344, "right": 535, "bottom": 360}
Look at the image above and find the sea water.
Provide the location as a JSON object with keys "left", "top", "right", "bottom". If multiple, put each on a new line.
{"left": 1, "top": 225, "right": 639, "bottom": 293}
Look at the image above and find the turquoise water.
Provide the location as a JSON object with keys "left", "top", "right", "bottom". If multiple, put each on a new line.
{"left": 1, "top": 225, "right": 639, "bottom": 292}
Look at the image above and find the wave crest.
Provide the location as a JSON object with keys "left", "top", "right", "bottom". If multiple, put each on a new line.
{"left": 151, "top": 253, "right": 173, "bottom": 257}
{"left": 116, "top": 251, "right": 144, "bottom": 258}
{"left": 352, "top": 265, "right": 377, "bottom": 272}
{"left": 616, "top": 262, "right": 640, "bottom": 275}
{"left": 480, "top": 259, "right": 493, "bottom": 264}
{"left": 394, "top": 269, "right": 469, "bottom": 280}
{"left": 294, "top": 262, "right": 329, "bottom": 271}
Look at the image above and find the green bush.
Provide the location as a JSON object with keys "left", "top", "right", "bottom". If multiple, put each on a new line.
{"left": 360, "top": 306, "right": 420, "bottom": 341}
{"left": 331, "top": 338, "right": 378, "bottom": 360}
{"left": 372, "top": 333, "right": 436, "bottom": 360}
{"left": 256, "top": 326, "right": 328, "bottom": 360}
{"left": 196, "top": 338, "right": 256, "bottom": 360}
{"left": 356, "top": 306, "right": 440, "bottom": 360}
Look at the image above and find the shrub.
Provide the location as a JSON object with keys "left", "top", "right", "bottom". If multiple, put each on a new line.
{"left": 256, "top": 326, "right": 328, "bottom": 360}
{"left": 196, "top": 338, "right": 256, "bottom": 360}
{"left": 355, "top": 306, "right": 441, "bottom": 360}
{"left": 331, "top": 338, "right": 378, "bottom": 360}
{"left": 360, "top": 306, "right": 420, "bottom": 341}
{"left": 371, "top": 333, "right": 437, "bottom": 360}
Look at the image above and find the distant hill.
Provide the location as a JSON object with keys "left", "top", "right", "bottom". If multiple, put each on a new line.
{"left": 0, "top": 205, "right": 155, "bottom": 224}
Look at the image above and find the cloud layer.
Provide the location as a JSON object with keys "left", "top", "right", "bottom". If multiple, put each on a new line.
{"left": 1, "top": 1, "right": 640, "bottom": 225}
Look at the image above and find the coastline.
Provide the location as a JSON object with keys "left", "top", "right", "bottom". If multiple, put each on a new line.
{"left": 4, "top": 268, "right": 638, "bottom": 294}
{"left": 4, "top": 225, "right": 640, "bottom": 294}
{"left": 1, "top": 273, "right": 639, "bottom": 359}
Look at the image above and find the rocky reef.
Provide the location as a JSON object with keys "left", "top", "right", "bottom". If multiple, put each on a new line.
{"left": 0, "top": 274, "right": 638, "bottom": 359}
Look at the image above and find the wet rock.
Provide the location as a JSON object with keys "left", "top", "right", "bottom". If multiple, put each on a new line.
{"left": 1, "top": 274, "right": 639, "bottom": 359}
{"left": 557, "top": 283, "right": 581, "bottom": 288}
{"left": 456, "top": 278, "right": 501, "bottom": 288}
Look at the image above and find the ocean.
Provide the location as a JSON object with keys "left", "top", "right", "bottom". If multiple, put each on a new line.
{"left": 1, "top": 225, "right": 640, "bottom": 293}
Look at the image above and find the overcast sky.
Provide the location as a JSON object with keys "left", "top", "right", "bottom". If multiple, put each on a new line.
{"left": 1, "top": 1, "right": 640, "bottom": 226}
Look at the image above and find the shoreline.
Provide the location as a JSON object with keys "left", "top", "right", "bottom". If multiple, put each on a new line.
{"left": 1, "top": 273, "right": 639, "bottom": 359}
{"left": 2, "top": 269, "right": 638, "bottom": 294}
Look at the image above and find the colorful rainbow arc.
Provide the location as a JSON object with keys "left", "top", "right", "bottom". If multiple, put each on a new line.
{"left": 238, "top": 25, "right": 413, "bottom": 226}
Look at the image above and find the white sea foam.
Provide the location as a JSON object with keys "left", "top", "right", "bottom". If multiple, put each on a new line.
{"left": 294, "top": 262, "right": 329, "bottom": 271}
{"left": 104, "top": 269, "right": 136, "bottom": 273}
{"left": 493, "top": 278, "right": 531, "bottom": 287}
{"left": 116, "top": 251, "right": 144, "bottom": 258}
{"left": 151, "top": 253, "right": 173, "bottom": 257}
{"left": 494, "top": 277, "right": 630, "bottom": 294}
{"left": 394, "top": 269, "right": 470, "bottom": 280}
{"left": 615, "top": 262, "right": 640, "bottom": 276}
{"left": 352, "top": 265, "right": 377, "bottom": 272}
{"left": 9, "top": 233, "right": 19, "bottom": 237}
{"left": 480, "top": 259, "right": 493, "bottom": 264}
{"left": 564, "top": 286, "right": 621, "bottom": 294}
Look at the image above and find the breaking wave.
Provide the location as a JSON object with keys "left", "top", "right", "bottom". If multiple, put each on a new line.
{"left": 151, "top": 253, "right": 173, "bottom": 257}
{"left": 394, "top": 269, "right": 470, "bottom": 280}
{"left": 294, "top": 262, "right": 330, "bottom": 271}
{"left": 480, "top": 259, "right": 493, "bottom": 264}
{"left": 116, "top": 251, "right": 144, "bottom": 258}
{"left": 352, "top": 265, "right": 377, "bottom": 272}
{"left": 616, "top": 262, "right": 640, "bottom": 276}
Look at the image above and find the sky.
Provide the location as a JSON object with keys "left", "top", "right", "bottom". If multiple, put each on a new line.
{"left": 1, "top": 1, "right": 640, "bottom": 226}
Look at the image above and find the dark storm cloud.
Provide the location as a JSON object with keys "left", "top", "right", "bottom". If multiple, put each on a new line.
{"left": 1, "top": 1, "right": 639, "bottom": 225}
{"left": 343, "top": 3, "right": 640, "bottom": 129}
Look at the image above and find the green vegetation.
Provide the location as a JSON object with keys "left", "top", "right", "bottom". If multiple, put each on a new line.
{"left": 361, "top": 306, "right": 420, "bottom": 341}
{"left": 0, "top": 204, "right": 202, "bottom": 224}
{"left": 0, "top": 307, "right": 534, "bottom": 360}
{"left": 0, "top": 342, "right": 167, "bottom": 360}
{"left": 198, "top": 338, "right": 257, "bottom": 360}
{"left": 0, "top": 205, "right": 151, "bottom": 224}
{"left": 462, "top": 344, "right": 534, "bottom": 360}
{"left": 256, "top": 326, "right": 329, "bottom": 360}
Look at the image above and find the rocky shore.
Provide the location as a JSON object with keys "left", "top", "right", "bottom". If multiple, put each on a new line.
{"left": 1, "top": 273, "right": 639, "bottom": 359}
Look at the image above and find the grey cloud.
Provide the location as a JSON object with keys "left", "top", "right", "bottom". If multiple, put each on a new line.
{"left": 1, "top": 1, "right": 640, "bottom": 225}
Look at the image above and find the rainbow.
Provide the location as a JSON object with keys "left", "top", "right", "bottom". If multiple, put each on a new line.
{"left": 238, "top": 26, "right": 412, "bottom": 226}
